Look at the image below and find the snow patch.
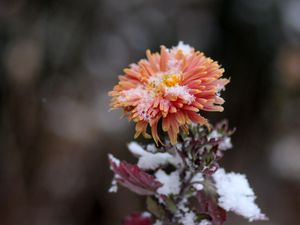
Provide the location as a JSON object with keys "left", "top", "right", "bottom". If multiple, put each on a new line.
{"left": 199, "top": 220, "right": 212, "bottom": 225}
{"left": 146, "top": 144, "right": 157, "bottom": 153}
{"left": 119, "top": 87, "right": 155, "bottom": 122}
{"left": 141, "top": 211, "right": 151, "bottom": 218}
{"left": 191, "top": 172, "right": 204, "bottom": 191}
{"left": 179, "top": 211, "right": 197, "bottom": 225}
{"left": 108, "top": 154, "right": 120, "bottom": 166}
{"left": 165, "top": 85, "right": 195, "bottom": 104}
{"left": 208, "top": 130, "right": 232, "bottom": 151}
{"left": 219, "top": 137, "right": 232, "bottom": 150}
{"left": 155, "top": 170, "right": 181, "bottom": 195}
{"left": 212, "top": 168, "right": 268, "bottom": 222}
{"left": 128, "top": 142, "right": 182, "bottom": 170}
{"left": 176, "top": 41, "right": 193, "bottom": 55}
{"left": 208, "top": 130, "right": 221, "bottom": 140}
{"left": 108, "top": 178, "right": 118, "bottom": 193}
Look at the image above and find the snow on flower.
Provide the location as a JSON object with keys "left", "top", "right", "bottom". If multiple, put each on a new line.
{"left": 109, "top": 41, "right": 229, "bottom": 145}
{"left": 128, "top": 142, "right": 182, "bottom": 170}
{"left": 155, "top": 170, "right": 181, "bottom": 195}
{"left": 212, "top": 168, "right": 268, "bottom": 222}
{"left": 174, "top": 41, "right": 193, "bottom": 55}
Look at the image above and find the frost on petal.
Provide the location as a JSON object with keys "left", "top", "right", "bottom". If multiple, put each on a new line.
{"left": 109, "top": 154, "right": 162, "bottom": 195}
{"left": 212, "top": 168, "right": 268, "bottom": 222}
{"left": 165, "top": 85, "right": 195, "bottom": 104}
{"left": 175, "top": 41, "right": 194, "bottom": 55}
{"left": 155, "top": 170, "right": 181, "bottom": 195}
{"left": 109, "top": 43, "right": 229, "bottom": 145}
{"left": 128, "top": 142, "right": 182, "bottom": 170}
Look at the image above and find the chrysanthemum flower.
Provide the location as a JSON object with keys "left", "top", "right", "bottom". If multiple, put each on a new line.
{"left": 109, "top": 42, "right": 229, "bottom": 145}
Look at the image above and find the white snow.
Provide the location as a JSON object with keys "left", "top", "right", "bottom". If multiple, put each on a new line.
{"left": 199, "top": 220, "right": 212, "bottom": 225}
{"left": 177, "top": 198, "right": 189, "bottom": 213}
{"left": 108, "top": 178, "right": 118, "bottom": 193}
{"left": 191, "top": 172, "right": 204, "bottom": 191}
{"left": 153, "top": 220, "right": 162, "bottom": 225}
{"left": 128, "top": 142, "right": 182, "bottom": 170}
{"left": 119, "top": 87, "right": 155, "bottom": 122}
{"left": 219, "top": 137, "right": 232, "bottom": 150}
{"left": 141, "top": 211, "right": 151, "bottom": 218}
{"left": 108, "top": 154, "right": 120, "bottom": 166}
{"left": 208, "top": 130, "right": 221, "bottom": 140}
{"left": 208, "top": 130, "right": 232, "bottom": 151}
{"left": 175, "top": 41, "right": 193, "bottom": 55}
{"left": 146, "top": 144, "right": 157, "bottom": 153}
{"left": 212, "top": 168, "right": 268, "bottom": 222}
{"left": 148, "top": 75, "right": 164, "bottom": 87}
{"left": 179, "top": 211, "right": 197, "bottom": 225}
{"left": 216, "top": 84, "right": 226, "bottom": 97}
{"left": 155, "top": 170, "right": 181, "bottom": 195}
{"left": 165, "top": 85, "right": 195, "bottom": 104}
{"left": 176, "top": 200, "right": 209, "bottom": 225}
{"left": 118, "top": 86, "right": 143, "bottom": 103}
{"left": 167, "top": 41, "right": 194, "bottom": 73}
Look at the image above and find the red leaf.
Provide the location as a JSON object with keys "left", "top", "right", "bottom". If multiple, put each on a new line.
{"left": 197, "top": 191, "right": 227, "bottom": 225}
{"left": 109, "top": 154, "right": 162, "bottom": 195}
{"left": 123, "top": 212, "right": 152, "bottom": 225}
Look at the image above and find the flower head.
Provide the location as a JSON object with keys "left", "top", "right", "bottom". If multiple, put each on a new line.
{"left": 109, "top": 42, "right": 229, "bottom": 145}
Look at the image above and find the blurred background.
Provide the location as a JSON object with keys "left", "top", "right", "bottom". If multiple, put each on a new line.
{"left": 0, "top": 0, "right": 300, "bottom": 224}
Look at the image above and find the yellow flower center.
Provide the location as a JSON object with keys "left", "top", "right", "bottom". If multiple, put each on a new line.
{"left": 147, "top": 73, "right": 181, "bottom": 95}
{"left": 162, "top": 74, "right": 181, "bottom": 87}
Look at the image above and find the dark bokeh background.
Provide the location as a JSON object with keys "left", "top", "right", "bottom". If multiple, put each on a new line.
{"left": 1, "top": 0, "right": 300, "bottom": 224}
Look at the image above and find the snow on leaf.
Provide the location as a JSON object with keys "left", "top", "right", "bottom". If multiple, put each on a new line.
{"left": 128, "top": 142, "right": 182, "bottom": 170}
{"left": 155, "top": 170, "right": 181, "bottom": 195}
{"left": 212, "top": 168, "right": 268, "bottom": 222}
{"left": 109, "top": 154, "right": 162, "bottom": 195}
{"left": 179, "top": 211, "right": 197, "bottom": 225}
{"left": 191, "top": 172, "right": 204, "bottom": 191}
{"left": 199, "top": 219, "right": 212, "bottom": 225}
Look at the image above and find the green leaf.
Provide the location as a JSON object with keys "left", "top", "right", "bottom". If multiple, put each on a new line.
{"left": 196, "top": 213, "right": 211, "bottom": 221}
{"left": 164, "top": 196, "right": 177, "bottom": 214}
{"left": 146, "top": 197, "right": 166, "bottom": 219}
